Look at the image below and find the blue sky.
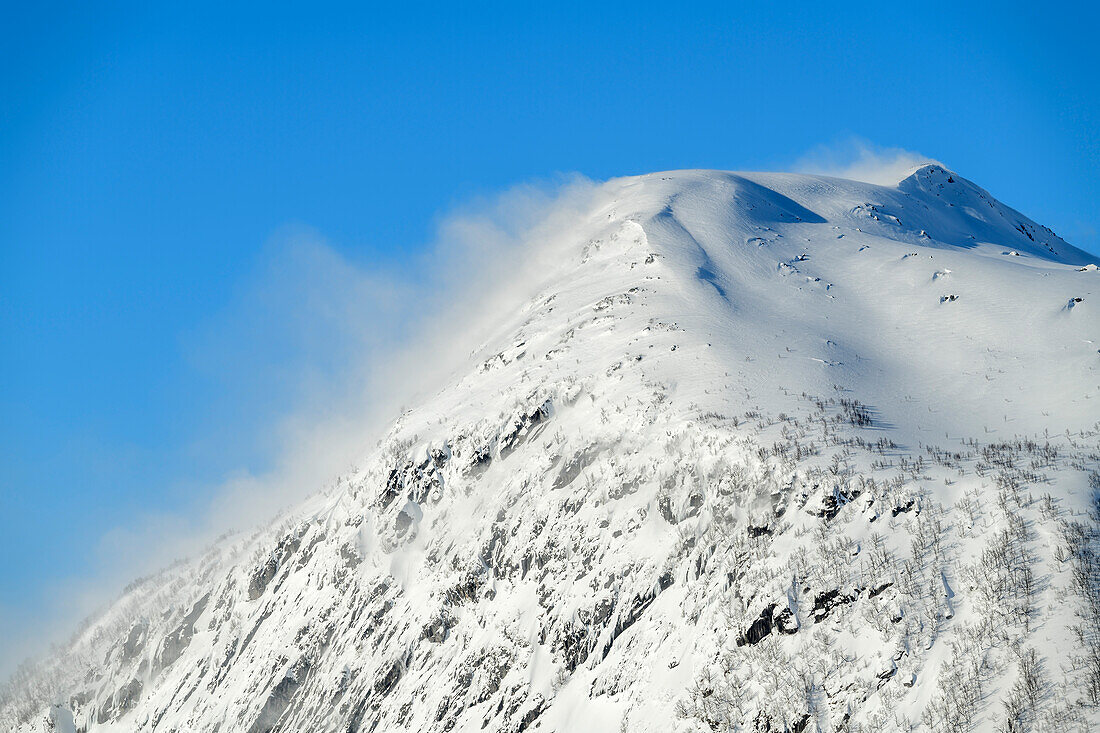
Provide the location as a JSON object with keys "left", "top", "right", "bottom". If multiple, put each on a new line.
{"left": 1, "top": 1, "right": 1098, "bottom": 668}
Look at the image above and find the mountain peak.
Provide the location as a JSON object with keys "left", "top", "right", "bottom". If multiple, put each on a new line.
{"left": 897, "top": 161, "right": 957, "bottom": 183}
{"left": 3, "top": 167, "right": 1098, "bottom": 733}
{"left": 896, "top": 162, "right": 985, "bottom": 196}
{"left": 605, "top": 167, "right": 1091, "bottom": 265}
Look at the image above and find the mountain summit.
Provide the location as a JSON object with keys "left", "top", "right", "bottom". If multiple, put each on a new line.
{"left": 3, "top": 168, "right": 1098, "bottom": 732}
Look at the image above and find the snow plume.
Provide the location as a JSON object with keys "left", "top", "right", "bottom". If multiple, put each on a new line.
{"left": 792, "top": 138, "right": 943, "bottom": 186}
{"left": 1, "top": 174, "right": 599, "bottom": 676}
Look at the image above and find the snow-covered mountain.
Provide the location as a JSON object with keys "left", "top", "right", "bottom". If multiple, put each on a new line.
{"left": 3, "top": 165, "right": 1099, "bottom": 732}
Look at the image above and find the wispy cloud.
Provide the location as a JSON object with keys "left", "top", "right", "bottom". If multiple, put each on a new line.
{"left": 791, "top": 138, "right": 943, "bottom": 186}
{"left": 1, "top": 174, "right": 601, "bottom": 676}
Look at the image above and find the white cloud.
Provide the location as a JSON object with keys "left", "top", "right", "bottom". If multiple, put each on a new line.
{"left": 0, "top": 173, "right": 602, "bottom": 677}
{"left": 792, "top": 138, "right": 943, "bottom": 186}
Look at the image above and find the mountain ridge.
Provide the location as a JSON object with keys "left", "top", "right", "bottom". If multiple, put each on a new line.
{"left": 3, "top": 167, "right": 1098, "bottom": 733}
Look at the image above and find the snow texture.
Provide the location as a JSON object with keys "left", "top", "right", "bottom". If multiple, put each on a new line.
{"left": 3, "top": 165, "right": 1099, "bottom": 732}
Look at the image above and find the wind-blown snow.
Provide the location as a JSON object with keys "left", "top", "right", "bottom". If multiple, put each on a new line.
{"left": 3, "top": 166, "right": 1098, "bottom": 732}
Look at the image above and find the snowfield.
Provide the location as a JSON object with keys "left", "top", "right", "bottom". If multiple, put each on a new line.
{"left": 3, "top": 165, "right": 1099, "bottom": 732}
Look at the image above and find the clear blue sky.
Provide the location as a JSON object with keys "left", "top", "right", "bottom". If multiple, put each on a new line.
{"left": 1, "top": 2, "right": 1097, "bottom": 665}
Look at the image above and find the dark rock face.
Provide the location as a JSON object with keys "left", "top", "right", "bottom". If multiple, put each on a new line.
{"left": 373, "top": 661, "right": 402, "bottom": 697}
{"left": 248, "top": 532, "right": 304, "bottom": 601}
{"left": 421, "top": 613, "right": 455, "bottom": 644}
{"left": 155, "top": 593, "right": 210, "bottom": 673}
{"left": 248, "top": 658, "right": 312, "bottom": 733}
{"left": 739, "top": 607, "right": 779, "bottom": 648}
{"left": 892, "top": 498, "right": 917, "bottom": 517}
{"left": 120, "top": 622, "right": 148, "bottom": 664}
{"left": 810, "top": 589, "right": 855, "bottom": 623}
{"left": 96, "top": 679, "right": 142, "bottom": 725}
{"left": 394, "top": 508, "right": 414, "bottom": 536}
{"left": 498, "top": 400, "right": 552, "bottom": 460}
{"left": 737, "top": 604, "right": 798, "bottom": 646}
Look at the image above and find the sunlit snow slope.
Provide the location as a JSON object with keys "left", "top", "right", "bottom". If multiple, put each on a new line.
{"left": 3, "top": 166, "right": 1099, "bottom": 733}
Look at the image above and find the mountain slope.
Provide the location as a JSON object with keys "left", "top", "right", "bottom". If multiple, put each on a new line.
{"left": 3, "top": 166, "right": 1099, "bottom": 733}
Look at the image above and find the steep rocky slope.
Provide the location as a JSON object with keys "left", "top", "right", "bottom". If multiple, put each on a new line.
{"left": 3, "top": 166, "right": 1099, "bottom": 732}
